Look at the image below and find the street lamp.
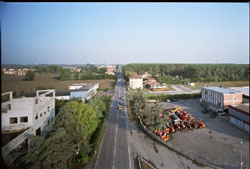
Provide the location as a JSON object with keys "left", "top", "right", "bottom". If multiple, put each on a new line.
{"left": 240, "top": 139, "right": 243, "bottom": 169}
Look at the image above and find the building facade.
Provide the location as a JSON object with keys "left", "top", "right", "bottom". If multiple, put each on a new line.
{"left": 1, "top": 90, "right": 55, "bottom": 166}
{"left": 106, "top": 66, "right": 116, "bottom": 75}
{"left": 201, "top": 86, "right": 242, "bottom": 111}
{"left": 129, "top": 75, "right": 143, "bottom": 89}
{"left": 228, "top": 104, "right": 249, "bottom": 133}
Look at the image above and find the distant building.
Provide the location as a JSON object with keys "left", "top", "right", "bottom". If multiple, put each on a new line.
{"left": 106, "top": 66, "right": 116, "bottom": 75}
{"left": 145, "top": 78, "right": 157, "bottom": 89}
{"left": 201, "top": 86, "right": 243, "bottom": 112}
{"left": 129, "top": 75, "right": 143, "bottom": 89}
{"left": 3, "top": 68, "right": 36, "bottom": 76}
{"left": 142, "top": 72, "right": 152, "bottom": 79}
{"left": 228, "top": 103, "right": 249, "bottom": 133}
{"left": 76, "top": 68, "right": 81, "bottom": 72}
{"left": 1, "top": 90, "right": 55, "bottom": 166}
{"left": 188, "top": 82, "right": 195, "bottom": 86}
{"left": 151, "top": 83, "right": 167, "bottom": 91}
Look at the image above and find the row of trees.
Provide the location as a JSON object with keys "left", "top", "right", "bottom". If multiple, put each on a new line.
{"left": 60, "top": 66, "right": 116, "bottom": 81}
{"left": 23, "top": 95, "right": 111, "bottom": 169}
{"left": 123, "top": 63, "right": 249, "bottom": 83}
{"left": 127, "top": 89, "right": 172, "bottom": 132}
{"left": 35, "top": 65, "right": 63, "bottom": 75}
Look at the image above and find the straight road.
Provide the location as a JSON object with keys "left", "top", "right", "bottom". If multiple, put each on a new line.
{"left": 95, "top": 71, "right": 133, "bottom": 169}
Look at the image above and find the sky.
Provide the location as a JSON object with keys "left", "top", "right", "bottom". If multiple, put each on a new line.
{"left": 1, "top": 2, "right": 249, "bottom": 65}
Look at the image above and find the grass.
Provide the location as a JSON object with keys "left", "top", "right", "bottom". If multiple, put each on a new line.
{"left": 184, "top": 81, "right": 249, "bottom": 90}
{"left": 140, "top": 159, "right": 155, "bottom": 169}
{"left": 2, "top": 74, "right": 115, "bottom": 95}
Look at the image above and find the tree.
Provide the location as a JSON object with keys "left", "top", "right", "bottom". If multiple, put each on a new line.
{"left": 23, "top": 71, "right": 36, "bottom": 81}
{"left": 23, "top": 103, "right": 91, "bottom": 169}
{"left": 70, "top": 101, "right": 102, "bottom": 140}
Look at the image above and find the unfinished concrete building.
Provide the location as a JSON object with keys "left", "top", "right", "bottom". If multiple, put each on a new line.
{"left": 1, "top": 89, "right": 55, "bottom": 167}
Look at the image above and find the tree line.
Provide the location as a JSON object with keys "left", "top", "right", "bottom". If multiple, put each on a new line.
{"left": 60, "top": 66, "right": 116, "bottom": 81}
{"left": 122, "top": 63, "right": 249, "bottom": 83}
{"left": 23, "top": 95, "right": 111, "bottom": 169}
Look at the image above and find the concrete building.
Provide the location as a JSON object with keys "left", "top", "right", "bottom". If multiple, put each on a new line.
{"left": 129, "top": 75, "right": 143, "bottom": 90}
{"left": 1, "top": 90, "right": 55, "bottom": 166}
{"left": 228, "top": 103, "right": 249, "bottom": 133}
{"left": 201, "top": 86, "right": 242, "bottom": 112}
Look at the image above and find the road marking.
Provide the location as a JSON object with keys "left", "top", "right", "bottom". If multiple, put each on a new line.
{"left": 112, "top": 85, "right": 120, "bottom": 168}
{"left": 94, "top": 81, "right": 118, "bottom": 169}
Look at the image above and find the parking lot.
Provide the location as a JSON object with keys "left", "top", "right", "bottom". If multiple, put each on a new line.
{"left": 159, "top": 99, "right": 249, "bottom": 169}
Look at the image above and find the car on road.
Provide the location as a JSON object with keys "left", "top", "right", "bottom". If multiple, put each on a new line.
{"left": 118, "top": 106, "right": 123, "bottom": 110}
{"left": 210, "top": 112, "right": 216, "bottom": 118}
{"left": 166, "top": 99, "right": 171, "bottom": 103}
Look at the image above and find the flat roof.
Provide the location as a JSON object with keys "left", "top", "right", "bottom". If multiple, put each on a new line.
{"left": 202, "top": 86, "right": 241, "bottom": 94}
{"left": 230, "top": 103, "right": 249, "bottom": 114}
{"left": 230, "top": 86, "right": 249, "bottom": 97}
{"left": 130, "top": 75, "right": 142, "bottom": 79}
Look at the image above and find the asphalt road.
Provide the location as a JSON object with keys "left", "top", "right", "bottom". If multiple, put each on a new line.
{"left": 95, "top": 72, "right": 133, "bottom": 169}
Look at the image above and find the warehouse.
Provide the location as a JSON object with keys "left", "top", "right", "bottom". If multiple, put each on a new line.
{"left": 228, "top": 103, "right": 249, "bottom": 133}
{"left": 201, "top": 86, "right": 242, "bottom": 112}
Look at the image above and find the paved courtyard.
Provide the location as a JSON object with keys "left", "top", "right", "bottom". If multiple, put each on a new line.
{"left": 158, "top": 99, "right": 249, "bottom": 169}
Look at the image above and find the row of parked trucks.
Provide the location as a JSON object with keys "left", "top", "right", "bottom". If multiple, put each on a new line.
{"left": 142, "top": 107, "right": 206, "bottom": 142}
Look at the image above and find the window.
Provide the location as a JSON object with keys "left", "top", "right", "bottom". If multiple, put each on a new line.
{"left": 48, "top": 106, "right": 50, "bottom": 112}
{"left": 40, "top": 112, "right": 43, "bottom": 117}
{"left": 35, "top": 114, "right": 38, "bottom": 120}
{"left": 44, "top": 111, "right": 47, "bottom": 115}
{"left": 35, "top": 98, "right": 38, "bottom": 104}
{"left": 20, "top": 116, "right": 28, "bottom": 123}
{"left": 205, "top": 90, "right": 208, "bottom": 95}
{"left": 10, "top": 117, "right": 18, "bottom": 124}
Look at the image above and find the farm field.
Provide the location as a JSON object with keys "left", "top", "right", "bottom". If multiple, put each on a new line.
{"left": 1, "top": 74, "right": 115, "bottom": 95}
{"left": 184, "top": 81, "right": 249, "bottom": 90}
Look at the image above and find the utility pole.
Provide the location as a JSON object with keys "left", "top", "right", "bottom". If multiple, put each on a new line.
{"left": 240, "top": 139, "right": 243, "bottom": 169}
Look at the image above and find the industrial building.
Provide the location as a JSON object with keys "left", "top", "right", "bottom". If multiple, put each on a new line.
{"left": 1, "top": 90, "right": 55, "bottom": 166}
{"left": 201, "top": 86, "right": 242, "bottom": 112}
{"left": 228, "top": 103, "right": 249, "bottom": 133}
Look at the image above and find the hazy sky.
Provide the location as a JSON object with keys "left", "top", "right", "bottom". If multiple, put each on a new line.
{"left": 1, "top": 2, "right": 249, "bottom": 64}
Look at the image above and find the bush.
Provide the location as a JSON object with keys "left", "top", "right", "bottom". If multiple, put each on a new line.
{"left": 23, "top": 71, "right": 36, "bottom": 81}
